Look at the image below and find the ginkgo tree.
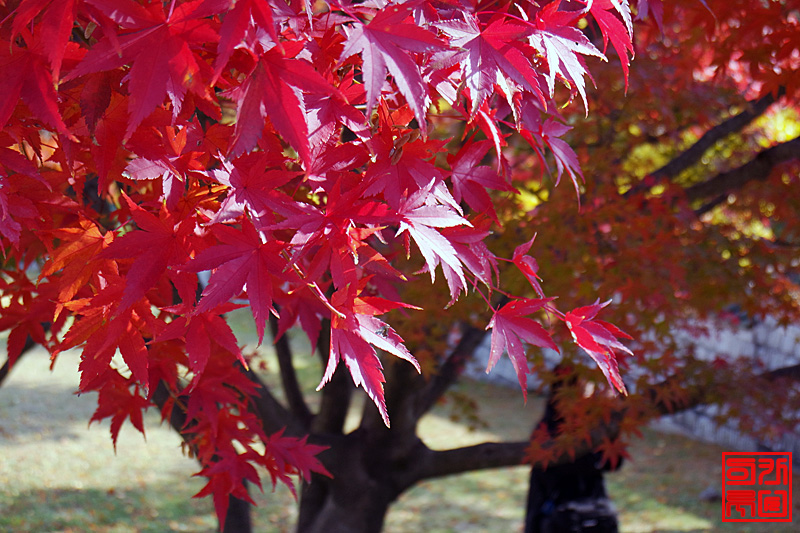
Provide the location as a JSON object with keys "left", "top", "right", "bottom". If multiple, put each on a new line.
{"left": 1, "top": 0, "right": 799, "bottom": 532}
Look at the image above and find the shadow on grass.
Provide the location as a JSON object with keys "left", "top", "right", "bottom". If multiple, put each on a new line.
{"left": 0, "top": 484, "right": 218, "bottom": 533}
{"left": 0, "top": 380, "right": 98, "bottom": 443}
{"left": 0, "top": 482, "right": 300, "bottom": 533}
{"left": 386, "top": 465, "right": 529, "bottom": 533}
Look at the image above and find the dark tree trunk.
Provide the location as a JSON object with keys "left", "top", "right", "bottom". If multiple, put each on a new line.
{"left": 296, "top": 452, "right": 396, "bottom": 533}
{"left": 294, "top": 427, "right": 429, "bottom": 533}
{"left": 223, "top": 482, "right": 253, "bottom": 533}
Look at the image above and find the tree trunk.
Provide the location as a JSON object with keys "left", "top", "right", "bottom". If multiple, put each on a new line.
{"left": 297, "top": 478, "right": 394, "bottom": 533}
{"left": 295, "top": 433, "right": 399, "bottom": 533}
{"left": 222, "top": 485, "right": 253, "bottom": 533}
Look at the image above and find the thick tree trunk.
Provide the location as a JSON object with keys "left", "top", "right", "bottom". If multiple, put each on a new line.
{"left": 295, "top": 433, "right": 399, "bottom": 533}
{"left": 297, "top": 476, "right": 395, "bottom": 533}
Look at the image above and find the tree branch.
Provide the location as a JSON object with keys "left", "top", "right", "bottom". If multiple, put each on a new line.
{"left": 413, "top": 441, "right": 529, "bottom": 481}
{"left": 412, "top": 408, "right": 626, "bottom": 483}
{"left": 626, "top": 90, "right": 783, "bottom": 196}
{"left": 241, "top": 365, "right": 309, "bottom": 436}
{"left": 269, "top": 315, "right": 313, "bottom": 426}
{"left": 763, "top": 363, "right": 800, "bottom": 381}
{"left": 687, "top": 135, "right": 800, "bottom": 208}
{"left": 411, "top": 355, "right": 800, "bottom": 486}
{"left": 414, "top": 323, "right": 489, "bottom": 419}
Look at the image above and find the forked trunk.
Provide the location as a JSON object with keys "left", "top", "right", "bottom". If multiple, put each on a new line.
{"left": 293, "top": 409, "right": 433, "bottom": 533}
{"left": 296, "top": 474, "right": 395, "bottom": 533}
{"left": 295, "top": 432, "right": 403, "bottom": 533}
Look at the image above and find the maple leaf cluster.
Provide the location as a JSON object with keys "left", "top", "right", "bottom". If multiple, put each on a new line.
{"left": 0, "top": 0, "right": 636, "bottom": 523}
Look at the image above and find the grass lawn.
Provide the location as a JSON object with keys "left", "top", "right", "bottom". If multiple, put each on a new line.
{"left": 0, "top": 336, "right": 798, "bottom": 532}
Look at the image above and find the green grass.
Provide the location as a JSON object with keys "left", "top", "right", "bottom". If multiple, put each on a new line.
{"left": 0, "top": 329, "right": 798, "bottom": 532}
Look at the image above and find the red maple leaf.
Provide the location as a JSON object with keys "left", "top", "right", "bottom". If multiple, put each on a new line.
{"left": 125, "top": 124, "right": 209, "bottom": 210}
{"left": 101, "top": 194, "right": 194, "bottom": 312}
{"left": 9, "top": 0, "right": 78, "bottom": 81}
{"left": 565, "top": 300, "right": 633, "bottom": 394}
{"left": 155, "top": 304, "right": 246, "bottom": 390}
{"left": 0, "top": 176, "right": 38, "bottom": 248}
{"left": 596, "top": 436, "right": 630, "bottom": 470}
{"left": 339, "top": 3, "right": 445, "bottom": 133}
{"left": 194, "top": 449, "right": 261, "bottom": 532}
{"left": 77, "top": 307, "right": 150, "bottom": 391}
{"left": 228, "top": 42, "right": 339, "bottom": 161}
{"left": 517, "top": 98, "right": 584, "bottom": 193}
{"left": 591, "top": 0, "right": 635, "bottom": 89}
{"left": 206, "top": 153, "right": 300, "bottom": 227}
{"left": 212, "top": 0, "right": 278, "bottom": 80}
{"left": 440, "top": 222, "right": 499, "bottom": 295}
{"left": 397, "top": 186, "right": 471, "bottom": 300}
{"left": 0, "top": 274, "right": 56, "bottom": 366}
{"left": 262, "top": 428, "right": 332, "bottom": 494}
{"left": 39, "top": 216, "right": 114, "bottom": 317}
{"left": 512, "top": 235, "right": 545, "bottom": 298}
{"left": 362, "top": 121, "right": 454, "bottom": 210}
{"left": 65, "top": 0, "right": 220, "bottom": 138}
{"left": 0, "top": 40, "right": 72, "bottom": 137}
{"left": 487, "top": 298, "right": 558, "bottom": 399}
{"left": 318, "top": 288, "right": 420, "bottom": 427}
{"left": 89, "top": 372, "right": 148, "bottom": 449}
{"left": 182, "top": 220, "right": 292, "bottom": 343}
{"left": 542, "top": 119, "right": 584, "bottom": 191}
{"left": 448, "top": 140, "right": 517, "bottom": 223}
{"left": 305, "top": 71, "right": 370, "bottom": 146}
{"left": 636, "top": 0, "right": 664, "bottom": 30}
{"left": 435, "top": 13, "right": 543, "bottom": 115}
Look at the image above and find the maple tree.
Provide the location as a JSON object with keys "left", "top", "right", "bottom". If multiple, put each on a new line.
{"left": 0, "top": 0, "right": 799, "bottom": 532}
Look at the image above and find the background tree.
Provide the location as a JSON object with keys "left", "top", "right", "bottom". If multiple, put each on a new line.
{"left": 0, "top": 1, "right": 798, "bottom": 533}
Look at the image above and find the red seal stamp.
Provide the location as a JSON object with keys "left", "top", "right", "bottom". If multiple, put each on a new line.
{"left": 722, "top": 452, "right": 792, "bottom": 522}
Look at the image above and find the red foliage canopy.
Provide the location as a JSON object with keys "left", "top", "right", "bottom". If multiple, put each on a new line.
{"left": 16, "top": 0, "right": 783, "bottom": 525}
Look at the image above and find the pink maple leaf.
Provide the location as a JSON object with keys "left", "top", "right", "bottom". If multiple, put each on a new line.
{"left": 487, "top": 298, "right": 558, "bottom": 399}
{"left": 565, "top": 300, "right": 633, "bottom": 394}
{"left": 530, "top": 6, "right": 606, "bottom": 112}
{"left": 434, "top": 12, "right": 545, "bottom": 115}
{"left": 318, "top": 289, "right": 420, "bottom": 427}
{"left": 396, "top": 187, "right": 470, "bottom": 300}
{"left": 339, "top": 3, "right": 445, "bottom": 133}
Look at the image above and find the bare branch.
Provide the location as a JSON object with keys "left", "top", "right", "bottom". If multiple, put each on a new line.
{"left": 411, "top": 357, "right": 800, "bottom": 486}
{"left": 412, "top": 441, "right": 529, "bottom": 481}
{"left": 688, "top": 135, "right": 800, "bottom": 206}
{"left": 0, "top": 359, "right": 10, "bottom": 388}
{"left": 412, "top": 409, "right": 625, "bottom": 483}
{"left": 414, "top": 323, "right": 490, "bottom": 419}
{"left": 626, "top": 90, "right": 783, "bottom": 196}
{"left": 764, "top": 363, "right": 800, "bottom": 381}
